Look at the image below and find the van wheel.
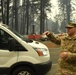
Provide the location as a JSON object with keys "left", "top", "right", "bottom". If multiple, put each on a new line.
{"left": 12, "top": 66, "right": 35, "bottom": 75}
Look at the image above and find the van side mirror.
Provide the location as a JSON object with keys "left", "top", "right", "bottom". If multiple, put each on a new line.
{"left": 8, "top": 38, "right": 16, "bottom": 51}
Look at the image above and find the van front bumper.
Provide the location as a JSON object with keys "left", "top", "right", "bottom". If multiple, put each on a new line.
{"left": 35, "top": 60, "right": 52, "bottom": 75}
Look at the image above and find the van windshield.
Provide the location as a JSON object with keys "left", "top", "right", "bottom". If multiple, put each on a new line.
{"left": 8, "top": 27, "right": 33, "bottom": 42}
{"left": 9, "top": 27, "right": 26, "bottom": 40}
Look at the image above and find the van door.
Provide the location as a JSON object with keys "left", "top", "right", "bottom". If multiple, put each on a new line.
{"left": 0, "top": 29, "right": 17, "bottom": 66}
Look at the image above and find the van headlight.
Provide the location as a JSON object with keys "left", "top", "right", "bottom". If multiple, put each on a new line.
{"left": 34, "top": 48, "right": 48, "bottom": 56}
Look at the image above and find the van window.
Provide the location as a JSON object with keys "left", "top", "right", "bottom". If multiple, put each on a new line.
{"left": 0, "top": 29, "right": 12, "bottom": 49}
{"left": 0, "top": 29, "right": 27, "bottom": 51}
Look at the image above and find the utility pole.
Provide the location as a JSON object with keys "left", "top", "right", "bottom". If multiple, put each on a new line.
{"left": 40, "top": 0, "right": 42, "bottom": 34}
{"left": 40, "top": 0, "right": 44, "bottom": 34}
{"left": 7, "top": 0, "right": 9, "bottom": 25}
{"left": 26, "top": 0, "right": 29, "bottom": 35}
{"left": 1, "top": 0, "right": 6, "bottom": 24}
{"left": 0, "top": 0, "right": 2, "bottom": 22}
{"left": 66, "top": 0, "right": 71, "bottom": 23}
{"left": 15, "top": 0, "right": 18, "bottom": 31}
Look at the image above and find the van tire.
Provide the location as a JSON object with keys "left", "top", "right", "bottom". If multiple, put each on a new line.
{"left": 12, "top": 66, "right": 35, "bottom": 75}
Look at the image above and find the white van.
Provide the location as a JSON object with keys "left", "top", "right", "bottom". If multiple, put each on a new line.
{"left": 0, "top": 23, "right": 52, "bottom": 75}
